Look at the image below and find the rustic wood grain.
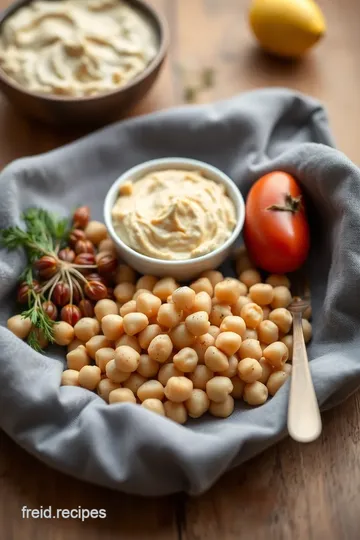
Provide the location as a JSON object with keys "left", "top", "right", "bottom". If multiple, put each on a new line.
{"left": 0, "top": 0, "right": 360, "bottom": 538}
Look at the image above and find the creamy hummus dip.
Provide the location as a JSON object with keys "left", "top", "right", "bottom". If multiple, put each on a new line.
{"left": 112, "top": 170, "right": 237, "bottom": 260}
{"left": 0, "top": 0, "right": 157, "bottom": 96}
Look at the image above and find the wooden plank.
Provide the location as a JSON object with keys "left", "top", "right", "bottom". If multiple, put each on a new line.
{"left": 0, "top": 432, "right": 178, "bottom": 540}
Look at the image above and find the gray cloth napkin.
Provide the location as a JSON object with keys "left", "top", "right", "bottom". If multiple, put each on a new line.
{"left": 0, "top": 88, "right": 358, "bottom": 496}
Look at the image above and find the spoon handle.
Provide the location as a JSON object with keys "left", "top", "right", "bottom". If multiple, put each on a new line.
{"left": 287, "top": 312, "right": 322, "bottom": 443}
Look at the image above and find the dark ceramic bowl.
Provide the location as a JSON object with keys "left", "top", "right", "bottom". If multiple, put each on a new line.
{"left": 0, "top": 0, "right": 168, "bottom": 126}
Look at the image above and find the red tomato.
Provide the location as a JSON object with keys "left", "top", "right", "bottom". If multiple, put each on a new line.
{"left": 243, "top": 171, "right": 310, "bottom": 273}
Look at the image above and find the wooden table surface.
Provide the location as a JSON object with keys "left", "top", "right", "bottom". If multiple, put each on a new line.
{"left": 1, "top": 1, "right": 360, "bottom": 539}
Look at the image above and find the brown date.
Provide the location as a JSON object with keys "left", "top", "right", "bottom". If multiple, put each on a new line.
{"left": 61, "top": 304, "right": 82, "bottom": 326}
{"left": 73, "top": 206, "right": 90, "bottom": 229}
{"left": 75, "top": 240, "right": 95, "bottom": 255}
{"left": 97, "top": 253, "right": 117, "bottom": 276}
{"left": 42, "top": 301, "right": 58, "bottom": 321}
{"left": 84, "top": 281, "right": 108, "bottom": 301}
{"left": 34, "top": 255, "right": 58, "bottom": 279}
{"left": 78, "top": 299, "right": 95, "bottom": 318}
{"left": 17, "top": 280, "right": 41, "bottom": 304}
{"left": 58, "top": 247, "right": 75, "bottom": 263}
{"left": 69, "top": 229, "right": 86, "bottom": 247}
{"left": 52, "top": 282, "right": 70, "bottom": 307}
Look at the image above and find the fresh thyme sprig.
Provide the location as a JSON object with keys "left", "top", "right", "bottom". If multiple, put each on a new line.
{"left": 0, "top": 208, "right": 71, "bottom": 351}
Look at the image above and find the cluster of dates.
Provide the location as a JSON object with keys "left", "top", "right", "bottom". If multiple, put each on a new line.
{"left": 17, "top": 207, "right": 118, "bottom": 327}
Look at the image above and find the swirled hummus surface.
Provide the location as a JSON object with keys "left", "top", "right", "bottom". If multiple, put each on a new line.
{"left": 0, "top": 0, "right": 157, "bottom": 96}
{"left": 111, "top": 170, "right": 237, "bottom": 260}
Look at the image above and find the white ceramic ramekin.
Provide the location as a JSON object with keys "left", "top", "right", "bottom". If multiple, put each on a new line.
{"left": 104, "top": 157, "right": 245, "bottom": 280}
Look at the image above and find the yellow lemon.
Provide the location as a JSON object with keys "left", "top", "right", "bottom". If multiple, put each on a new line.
{"left": 249, "top": 0, "right": 326, "bottom": 57}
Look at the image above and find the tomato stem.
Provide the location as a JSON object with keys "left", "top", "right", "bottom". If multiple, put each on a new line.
{"left": 267, "top": 193, "right": 302, "bottom": 213}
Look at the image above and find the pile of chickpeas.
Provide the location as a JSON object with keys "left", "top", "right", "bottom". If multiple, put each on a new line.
{"left": 57, "top": 245, "right": 312, "bottom": 424}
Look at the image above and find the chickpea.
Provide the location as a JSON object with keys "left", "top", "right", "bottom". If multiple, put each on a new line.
{"left": 271, "top": 286, "right": 292, "bottom": 309}
{"left": 98, "top": 238, "right": 117, "bottom": 256}
{"left": 220, "top": 315, "right": 246, "bottom": 337}
{"left": 84, "top": 221, "right": 107, "bottom": 245}
{"left": 266, "top": 274, "right": 290, "bottom": 288}
{"left": 61, "top": 369, "right": 80, "bottom": 386}
{"left": 94, "top": 299, "right": 118, "bottom": 321}
{"left": 193, "top": 333, "right": 215, "bottom": 363}
{"left": 86, "top": 336, "right": 112, "bottom": 359}
{"left": 258, "top": 358, "right": 273, "bottom": 384}
{"left": 185, "top": 389, "right": 210, "bottom": 418}
{"left": 262, "top": 306, "right": 271, "bottom": 320}
{"left": 164, "top": 401, "right": 187, "bottom": 424}
{"left": 153, "top": 277, "right": 178, "bottom": 301}
{"left": 172, "top": 286, "right": 195, "bottom": 311}
{"left": 190, "top": 277, "right": 213, "bottom": 297}
{"left": 67, "top": 338, "right": 85, "bottom": 353}
{"left": 208, "top": 325, "right": 221, "bottom": 340}
{"left": 243, "top": 328, "right": 258, "bottom": 340}
{"left": 240, "top": 302, "right": 263, "bottom": 329}
{"left": 232, "top": 296, "right": 252, "bottom": 316}
{"left": 302, "top": 319, "right": 312, "bottom": 343}
{"left": 53, "top": 321, "right": 75, "bottom": 346}
{"left": 131, "top": 288, "right": 147, "bottom": 301}
{"left": 115, "top": 334, "right": 141, "bottom": 353}
{"left": 206, "top": 376, "right": 233, "bottom": 403}
{"left": 148, "top": 334, "right": 173, "bottom": 363}
{"left": 169, "top": 323, "right": 195, "bottom": 349}
{"left": 114, "top": 345, "right": 140, "bottom": 373}
{"left": 173, "top": 347, "right": 198, "bottom": 372}
{"left": 257, "top": 320, "right": 279, "bottom": 345}
{"left": 119, "top": 300, "right": 137, "bottom": 317}
{"left": 138, "top": 324, "right": 162, "bottom": 350}
{"left": 249, "top": 283, "right": 274, "bottom": 306}
{"left": 141, "top": 398, "right": 165, "bottom": 416}
{"left": 191, "top": 291, "right": 212, "bottom": 315}
{"left": 123, "top": 312, "right": 149, "bottom": 336}
{"left": 78, "top": 365, "right": 101, "bottom": 390}
{"left": 109, "top": 388, "right": 136, "bottom": 404}
{"left": 189, "top": 365, "right": 214, "bottom": 390}
{"left": 114, "top": 282, "right": 136, "bottom": 304}
{"left": 263, "top": 341, "right": 289, "bottom": 369}
{"left": 239, "top": 269, "right": 261, "bottom": 288}
{"left": 123, "top": 373, "right": 147, "bottom": 395}
{"left": 303, "top": 305, "right": 312, "bottom": 320}
{"left": 281, "top": 335, "right": 293, "bottom": 361}
{"left": 243, "top": 381, "right": 268, "bottom": 405}
{"left": 185, "top": 311, "right": 210, "bottom": 337}
{"left": 66, "top": 345, "right": 91, "bottom": 371}
{"left": 97, "top": 378, "right": 121, "bottom": 402}
{"left": 209, "top": 303, "right": 232, "bottom": 326}
{"left": 136, "top": 275, "right": 158, "bottom": 291}
{"left": 115, "top": 265, "right": 136, "bottom": 285}
{"left": 238, "top": 358, "right": 262, "bottom": 383}
{"left": 74, "top": 317, "right": 100, "bottom": 342}
{"left": 238, "top": 338, "right": 262, "bottom": 360}
{"left": 105, "top": 359, "right": 130, "bottom": 383}
{"left": 95, "top": 347, "right": 115, "bottom": 372}
{"left": 204, "top": 346, "right": 229, "bottom": 372}
{"left": 218, "top": 355, "right": 238, "bottom": 378}
{"left": 7, "top": 315, "right": 32, "bottom": 340}
{"left": 215, "top": 331, "right": 242, "bottom": 356}
{"left": 157, "top": 303, "right": 182, "bottom": 329}
{"left": 157, "top": 363, "right": 182, "bottom": 386}
{"left": 282, "top": 363, "right": 292, "bottom": 375}
{"left": 165, "top": 376, "right": 193, "bottom": 402}
{"left": 209, "top": 395, "right": 234, "bottom": 418}
{"left": 136, "top": 293, "right": 161, "bottom": 319}
{"left": 101, "top": 314, "right": 124, "bottom": 341}
{"left": 200, "top": 270, "right": 224, "bottom": 288}
{"left": 236, "top": 251, "right": 254, "bottom": 274}
{"left": 137, "top": 380, "right": 165, "bottom": 402}
{"left": 231, "top": 376, "right": 245, "bottom": 399}
{"left": 214, "top": 278, "right": 246, "bottom": 304}
{"left": 267, "top": 371, "right": 289, "bottom": 396}
{"left": 137, "top": 353, "right": 159, "bottom": 378}
{"left": 269, "top": 308, "right": 293, "bottom": 334}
